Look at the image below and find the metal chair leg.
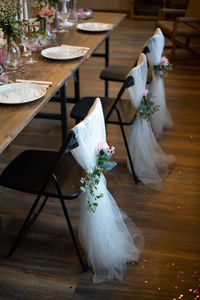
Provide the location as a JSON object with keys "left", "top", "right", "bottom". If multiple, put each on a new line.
{"left": 52, "top": 174, "right": 87, "bottom": 271}
{"left": 105, "top": 80, "right": 108, "bottom": 98}
{"left": 60, "top": 84, "right": 67, "bottom": 144}
{"left": 74, "top": 69, "right": 80, "bottom": 103}
{"left": 7, "top": 195, "right": 48, "bottom": 257}
{"left": 115, "top": 108, "right": 138, "bottom": 184}
{"left": 60, "top": 197, "right": 87, "bottom": 271}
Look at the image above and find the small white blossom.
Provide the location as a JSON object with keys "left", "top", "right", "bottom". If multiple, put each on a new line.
{"left": 86, "top": 169, "right": 93, "bottom": 174}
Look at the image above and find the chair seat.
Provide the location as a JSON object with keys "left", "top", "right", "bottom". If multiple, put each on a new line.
{"left": 157, "top": 20, "right": 200, "bottom": 37}
{"left": 100, "top": 65, "right": 131, "bottom": 82}
{"left": 0, "top": 150, "right": 83, "bottom": 199}
{"left": 70, "top": 97, "right": 135, "bottom": 125}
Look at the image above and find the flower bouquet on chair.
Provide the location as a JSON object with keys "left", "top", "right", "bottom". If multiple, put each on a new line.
{"left": 80, "top": 141, "right": 117, "bottom": 213}
{"left": 138, "top": 88, "right": 160, "bottom": 122}
{"left": 154, "top": 56, "right": 173, "bottom": 78}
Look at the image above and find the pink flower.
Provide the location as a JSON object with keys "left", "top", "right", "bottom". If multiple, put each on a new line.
{"left": 161, "top": 56, "right": 169, "bottom": 66}
{"left": 143, "top": 88, "right": 149, "bottom": 97}
{"left": 39, "top": 6, "right": 55, "bottom": 20}
{"left": 39, "top": 7, "right": 49, "bottom": 18}
{"left": 98, "top": 141, "right": 109, "bottom": 151}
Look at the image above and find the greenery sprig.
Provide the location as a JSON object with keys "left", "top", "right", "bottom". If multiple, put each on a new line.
{"left": 80, "top": 142, "right": 117, "bottom": 213}
{"left": 0, "top": 0, "right": 23, "bottom": 44}
{"left": 154, "top": 56, "right": 173, "bottom": 78}
{"left": 138, "top": 89, "right": 160, "bottom": 122}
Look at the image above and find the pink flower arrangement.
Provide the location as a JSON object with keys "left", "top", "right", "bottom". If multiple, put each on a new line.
{"left": 154, "top": 55, "right": 173, "bottom": 78}
{"left": 139, "top": 89, "right": 159, "bottom": 121}
{"left": 81, "top": 140, "right": 117, "bottom": 213}
{"left": 33, "top": 1, "right": 56, "bottom": 22}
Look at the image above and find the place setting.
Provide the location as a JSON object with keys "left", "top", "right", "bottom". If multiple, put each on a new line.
{"left": 41, "top": 44, "right": 90, "bottom": 60}
{"left": 0, "top": 82, "right": 47, "bottom": 105}
{"left": 76, "top": 22, "right": 113, "bottom": 32}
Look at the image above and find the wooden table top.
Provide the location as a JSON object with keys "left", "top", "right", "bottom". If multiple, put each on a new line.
{"left": 0, "top": 12, "right": 126, "bottom": 154}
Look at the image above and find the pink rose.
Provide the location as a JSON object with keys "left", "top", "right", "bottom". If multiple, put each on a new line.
{"left": 143, "top": 88, "right": 149, "bottom": 97}
{"left": 98, "top": 141, "right": 109, "bottom": 151}
{"left": 161, "top": 57, "right": 169, "bottom": 66}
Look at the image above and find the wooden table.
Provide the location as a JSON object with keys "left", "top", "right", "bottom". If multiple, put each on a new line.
{"left": 0, "top": 12, "right": 126, "bottom": 154}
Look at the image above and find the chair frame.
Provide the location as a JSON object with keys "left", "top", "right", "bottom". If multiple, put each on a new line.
{"left": 102, "top": 46, "right": 150, "bottom": 98}
{"left": 156, "top": 4, "right": 200, "bottom": 59}
{"left": 1, "top": 131, "right": 87, "bottom": 271}
{"left": 105, "top": 76, "right": 138, "bottom": 183}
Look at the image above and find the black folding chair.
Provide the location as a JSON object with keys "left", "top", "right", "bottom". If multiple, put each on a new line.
{"left": 70, "top": 75, "right": 138, "bottom": 184}
{"left": 0, "top": 131, "right": 87, "bottom": 271}
{"left": 100, "top": 43, "right": 150, "bottom": 97}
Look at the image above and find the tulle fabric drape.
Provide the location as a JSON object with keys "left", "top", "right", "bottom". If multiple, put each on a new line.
{"left": 127, "top": 53, "right": 175, "bottom": 190}
{"left": 71, "top": 98, "right": 144, "bottom": 283}
{"left": 146, "top": 28, "right": 173, "bottom": 138}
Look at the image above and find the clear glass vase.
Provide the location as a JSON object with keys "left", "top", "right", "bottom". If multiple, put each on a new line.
{"left": 39, "top": 18, "right": 48, "bottom": 36}
{"left": 3, "top": 39, "right": 21, "bottom": 70}
{"left": 38, "top": 18, "right": 56, "bottom": 46}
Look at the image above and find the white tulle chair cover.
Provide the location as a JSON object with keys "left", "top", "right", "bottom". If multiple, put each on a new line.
{"left": 71, "top": 98, "right": 144, "bottom": 283}
{"left": 127, "top": 53, "right": 175, "bottom": 190}
{"left": 146, "top": 28, "right": 173, "bottom": 138}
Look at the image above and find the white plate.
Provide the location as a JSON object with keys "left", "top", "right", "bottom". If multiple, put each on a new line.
{"left": 77, "top": 22, "right": 113, "bottom": 32}
{"left": 0, "top": 83, "right": 46, "bottom": 104}
{"left": 41, "top": 46, "right": 87, "bottom": 60}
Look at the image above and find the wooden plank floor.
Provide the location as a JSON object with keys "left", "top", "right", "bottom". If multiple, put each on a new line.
{"left": 0, "top": 18, "right": 200, "bottom": 300}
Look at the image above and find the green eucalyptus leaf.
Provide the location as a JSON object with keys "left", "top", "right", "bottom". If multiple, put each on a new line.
{"left": 103, "top": 161, "right": 117, "bottom": 171}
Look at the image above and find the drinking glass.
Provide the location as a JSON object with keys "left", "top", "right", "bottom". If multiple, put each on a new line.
{"left": 58, "top": 0, "right": 70, "bottom": 32}
{"left": 21, "top": 36, "right": 38, "bottom": 64}
{"left": 66, "top": 0, "right": 78, "bottom": 25}
{"left": 58, "top": 0, "right": 77, "bottom": 31}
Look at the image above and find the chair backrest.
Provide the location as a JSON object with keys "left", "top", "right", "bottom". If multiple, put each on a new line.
{"left": 50, "top": 130, "right": 78, "bottom": 173}
{"left": 133, "top": 29, "right": 164, "bottom": 82}
{"left": 127, "top": 53, "right": 148, "bottom": 110}
{"left": 145, "top": 28, "right": 165, "bottom": 70}
{"left": 186, "top": 0, "right": 200, "bottom": 19}
{"left": 71, "top": 98, "right": 106, "bottom": 171}
{"left": 104, "top": 54, "right": 147, "bottom": 124}
{"left": 30, "top": 130, "right": 79, "bottom": 196}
